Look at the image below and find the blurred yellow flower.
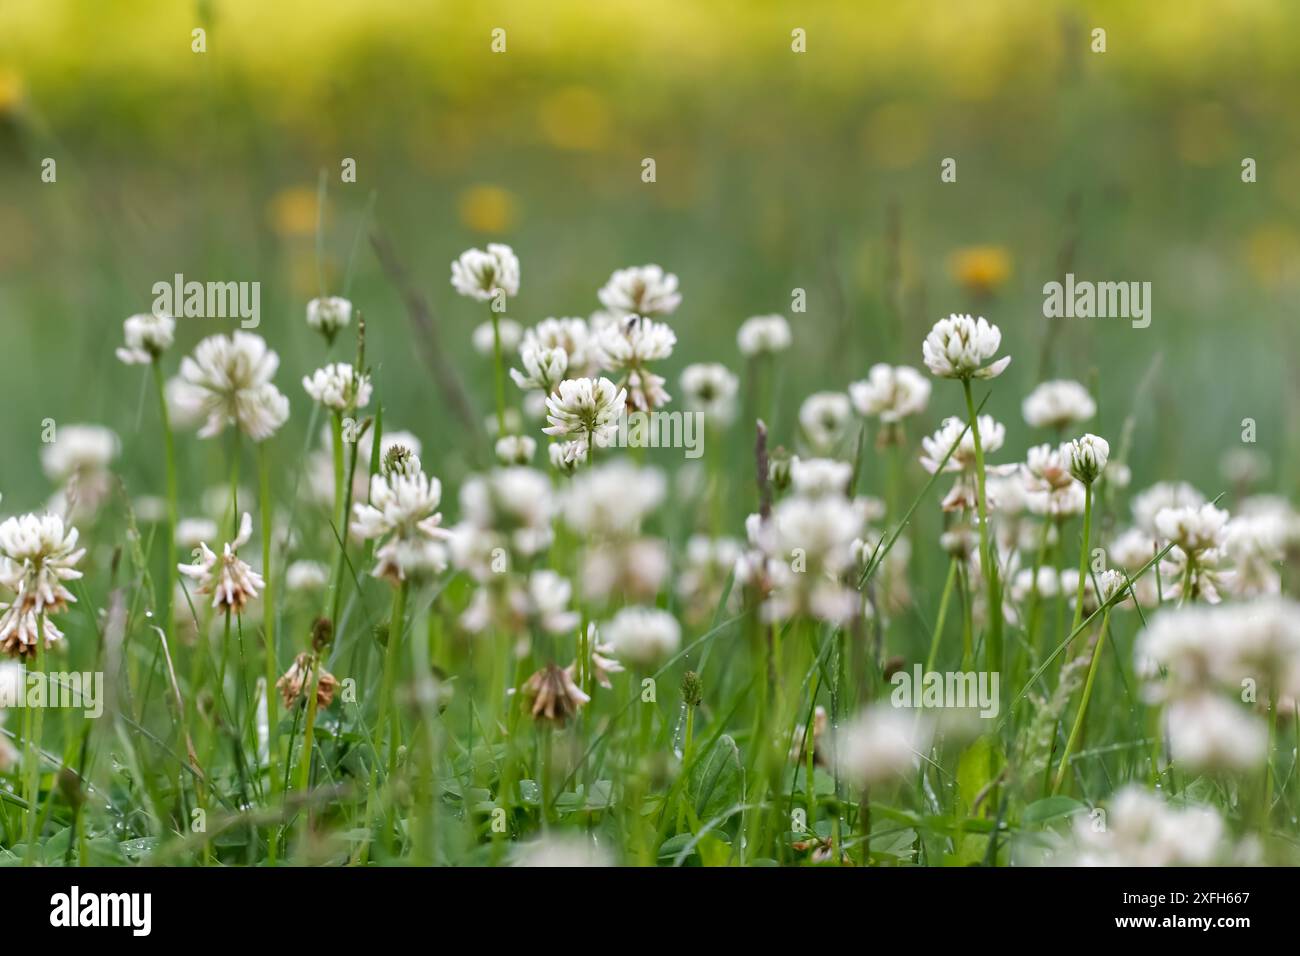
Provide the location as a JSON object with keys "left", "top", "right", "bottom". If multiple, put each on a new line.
{"left": 538, "top": 86, "right": 611, "bottom": 151}
{"left": 949, "top": 245, "right": 1011, "bottom": 296}
{"left": 266, "top": 186, "right": 322, "bottom": 238}
{"left": 0, "top": 69, "right": 26, "bottom": 115}
{"left": 458, "top": 185, "right": 518, "bottom": 234}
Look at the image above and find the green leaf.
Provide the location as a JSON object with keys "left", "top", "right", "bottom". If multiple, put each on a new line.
{"left": 1021, "top": 796, "right": 1087, "bottom": 826}
{"left": 689, "top": 734, "right": 743, "bottom": 823}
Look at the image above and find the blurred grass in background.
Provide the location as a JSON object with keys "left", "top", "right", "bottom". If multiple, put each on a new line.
{"left": 1, "top": 0, "right": 1298, "bottom": 524}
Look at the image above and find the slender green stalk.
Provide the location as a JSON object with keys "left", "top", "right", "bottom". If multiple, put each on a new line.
{"left": 258, "top": 443, "right": 280, "bottom": 862}
{"left": 925, "top": 558, "right": 959, "bottom": 672}
{"left": 961, "top": 378, "right": 1000, "bottom": 674}
{"left": 294, "top": 657, "right": 322, "bottom": 794}
{"left": 1052, "top": 607, "right": 1111, "bottom": 795}
{"left": 151, "top": 359, "right": 179, "bottom": 633}
{"left": 489, "top": 309, "right": 507, "bottom": 437}
{"left": 376, "top": 580, "right": 410, "bottom": 776}
{"left": 1070, "top": 482, "right": 1094, "bottom": 636}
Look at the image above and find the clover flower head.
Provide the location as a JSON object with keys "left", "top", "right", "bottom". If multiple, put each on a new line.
{"left": 0, "top": 512, "right": 86, "bottom": 658}
{"left": 1022, "top": 379, "right": 1095, "bottom": 429}
{"left": 542, "top": 377, "right": 627, "bottom": 448}
{"left": 177, "top": 512, "right": 264, "bottom": 612}
{"left": 798, "top": 392, "right": 852, "bottom": 453}
{"left": 1154, "top": 503, "right": 1229, "bottom": 555}
{"left": 276, "top": 652, "right": 338, "bottom": 708}
{"left": 302, "top": 362, "right": 372, "bottom": 412}
{"left": 836, "top": 703, "right": 933, "bottom": 788}
{"left": 1066, "top": 433, "right": 1109, "bottom": 484}
{"left": 451, "top": 243, "right": 519, "bottom": 302}
{"left": 602, "top": 606, "right": 681, "bottom": 668}
{"left": 510, "top": 343, "right": 568, "bottom": 392}
{"left": 306, "top": 296, "right": 353, "bottom": 341}
{"left": 849, "top": 364, "right": 931, "bottom": 423}
{"left": 172, "top": 332, "right": 290, "bottom": 441}
{"left": 922, "top": 314, "right": 1010, "bottom": 380}
{"left": 597, "top": 264, "right": 681, "bottom": 318}
{"left": 495, "top": 434, "right": 537, "bottom": 465}
{"left": 116, "top": 312, "right": 176, "bottom": 364}
{"left": 680, "top": 362, "right": 739, "bottom": 423}
{"left": 737, "top": 314, "right": 792, "bottom": 357}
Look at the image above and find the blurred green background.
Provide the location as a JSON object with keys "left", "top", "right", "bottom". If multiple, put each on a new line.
{"left": 1, "top": 0, "right": 1298, "bottom": 523}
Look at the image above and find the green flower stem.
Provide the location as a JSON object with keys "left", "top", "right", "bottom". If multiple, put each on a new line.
{"left": 925, "top": 558, "right": 958, "bottom": 673}
{"left": 1052, "top": 607, "right": 1111, "bottom": 795}
{"left": 23, "top": 622, "right": 48, "bottom": 862}
{"left": 489, "top": 309, "right": 506, "bottom": 437}
{"left": 151, "top": 359, "right": 178, "bottom": 635}
{"left": 258, "top": 443, "right": 280, "bottom": 857}
{"left": 376, "top": 579, "right": 410, "bottom": 777}
{"left": 1071, "top": 482, "right": 1094, "bottom": 637}
{"left": 961, "top": 378, "right": 1001, "bottom": 675}
{"left": 294, "top": 656, "right": 322, "bottom": 795}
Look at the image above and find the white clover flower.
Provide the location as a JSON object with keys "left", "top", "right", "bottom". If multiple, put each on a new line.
{"left": 381, "top": 442, "right": 422, "bottom": 478}
{"left": 1166, "top": 695, "right": 1267, "bottom": 773}
{"left": 1011, "top": 566, "right": 1060, "bottom": 602}
{"left": 548, "top": 439, "right": 587, "bottom": 474}
{"left": 1154, "top": 503, "right": 1229, "bottom": 555}
{"left": 514, "top": 834, "right": 613, "bottom": 868}
{"left": 737, "top": 314, "right": 792, "bottom": 357}
{"left": 509, "top": 343, "right": 568, "bottom": 392}
{"left": 921, "top": 314, "right": 1010, "bottom": 380}
{"left": 305, "top": 296, "right": 353, "bottom": 341}
{"left": 352, "top": 470, "right": 451, "bottom": 584}
{"left": 0, "top": 513, "right": 86, "bottom": 659}
{"left": 1022, "top": 442, "right": 1074, "bottom": 492}
{"left": 302, "top": 362, "right": 372, "bottom": 412}
{"left": 680, "top": 362, "right": 739, "bottom": 424}
{"left": 1065, "top": 433, "right": 1109, "bottom": 484}
{"left": 597, "top": 264, "right": 681, "bottom": 318}
{"left": 561, "top": 461, "right": 665, "bottom": 538}
{"left": 543, "top": 377, "right": 627, "bottom": 449}
{"left": 171, "top": 332, "right": 289, "bottom": 441}
{"left": 472, "top": 318, "right": 522, "bottom": 356}
{"left": 40, "top": 424, "right": 119, "bottom": 485}
{"left": 798, "top": 392, "right": 852, "bottom": 454}
{"left": 1058, "top": 786, "right": 1237, "bottom": 867}
{"left": 919, "top": 416, "right": 1006, "bottom": 474}
{"left": 762, "top": 494, "right": 864, "bottom": 622}
{"left": 520, "top": 318, "right": 594, "bottom": 376}
{"left": 116, "top": 312, "right": 176, "bottom": 364}
{"left": 1132, "top": 482, "right": 1205, "bottom": 537}
{"left": 1224, "top": 513, "right": 1286, "bottom": 598}
{"left": 836, "top": 704, "right": 933, "bottom": 789}
{"left": 789, "top": 457, "right": 852, "bottom": 497}
{"left": 595, "top": 315, "right": 676, "bottom": 369}
{"left": 285, "top": 560, "right": 329, "bottom": 593}
{"left": 495, "top": 434, "right": 537, "bottom": 465}
{"left": 602, "top": 606, "right": 681, "bottom": 668}
{"left": 572, "top": 621, "right": 624, "bottom": 688}
{"left": 1021, "top": 380, "right": 1096, "bottom": 430}
{"left": 1135, "top": 599, "right": 1300, "bottom": 704}
{"left": 450, "top": 243, "right": 519, "bottom": 302}
{"left": 848, "top": 364, "right": 931, "bottom": 423}
{"left": 177, "top": 512, "right": 264, "bottom": 612}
